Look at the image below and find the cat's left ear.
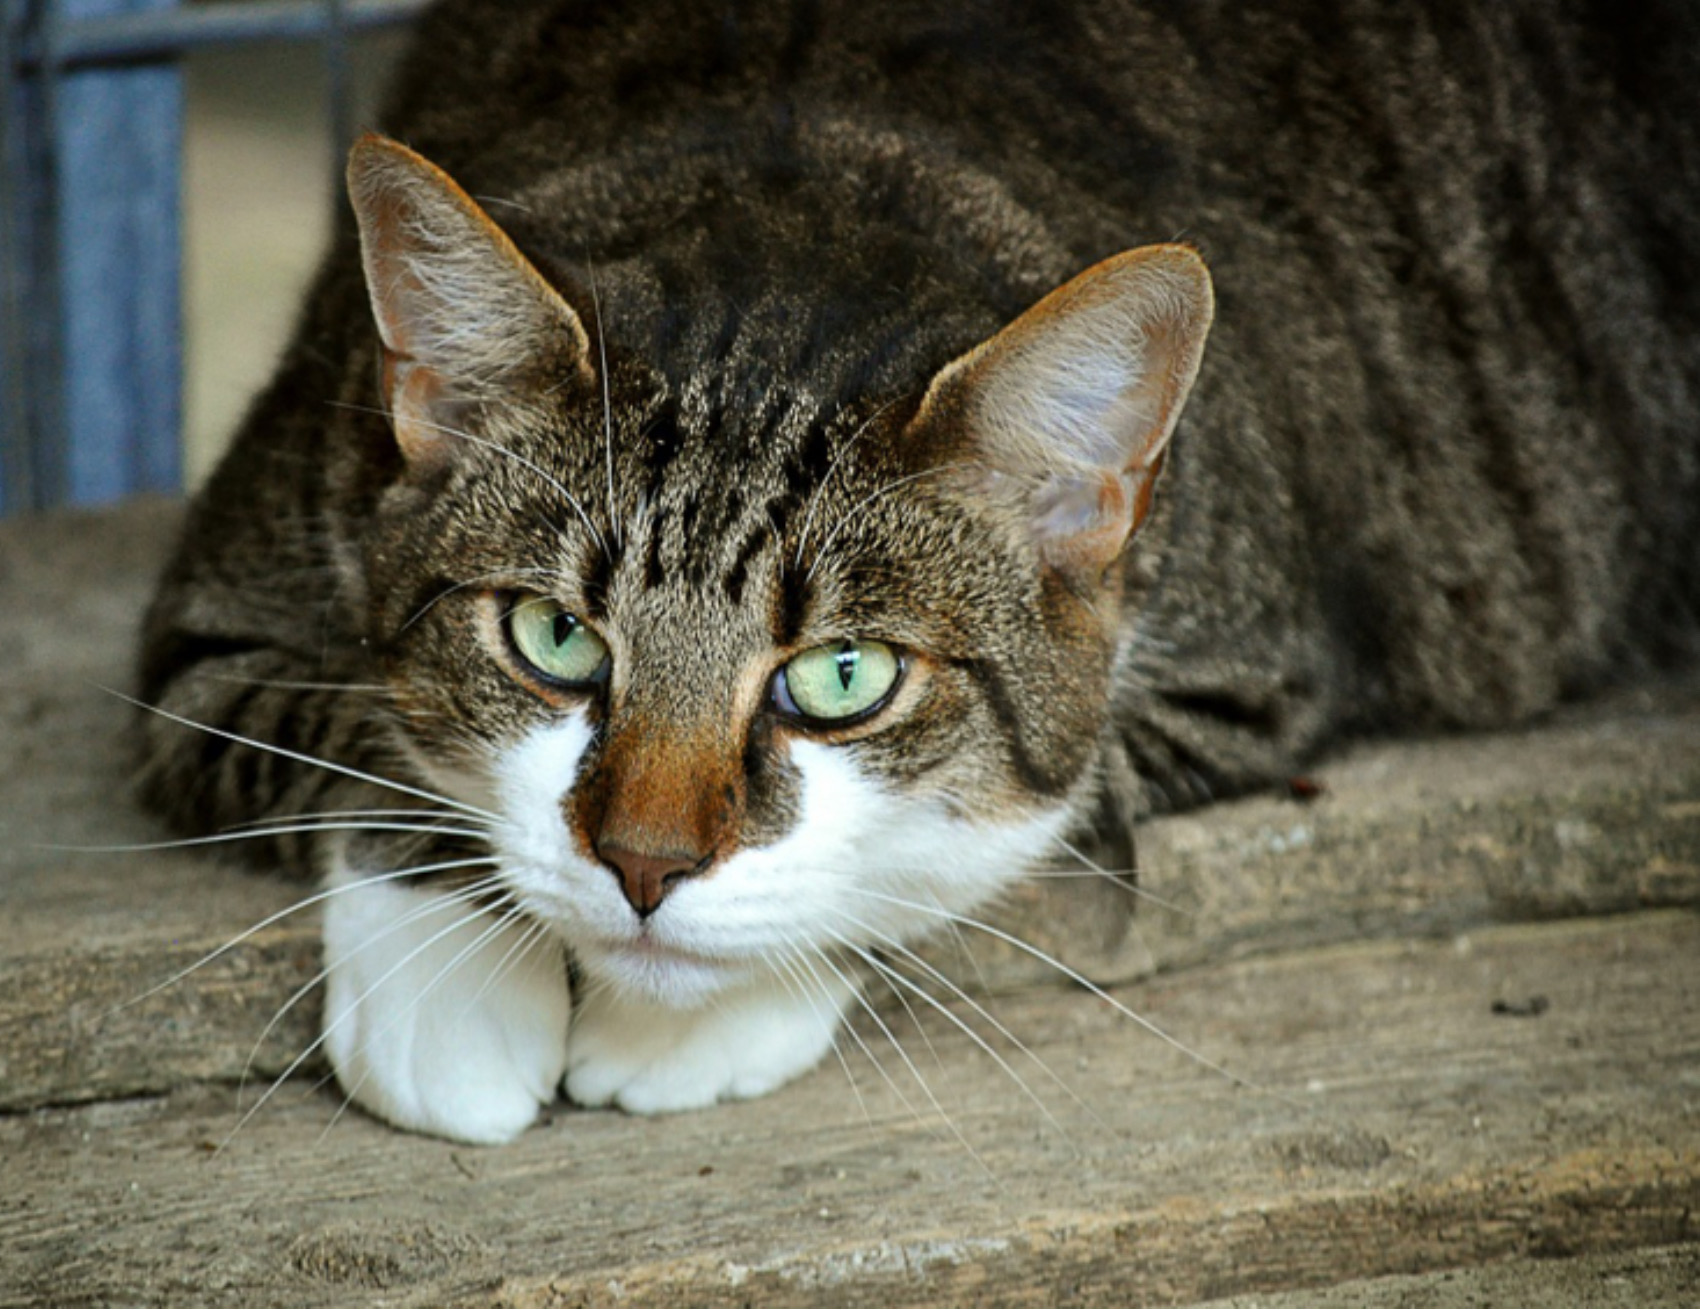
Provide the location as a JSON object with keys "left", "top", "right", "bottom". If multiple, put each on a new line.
{"left": 346, "top": 134, "right": 593, "bottom": 471}
{"left": 916, "top": 245, "right": 1213, "bottom": 577}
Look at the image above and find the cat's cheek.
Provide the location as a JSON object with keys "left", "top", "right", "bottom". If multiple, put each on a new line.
{"left": 861, "top": 801, "right": 1077, "bottom": 932}
{"left": 490, "top": 712, "right": 595, "bottom": 833}
{"left": 319, "top": 866, "right": 571, "bottom": 1144}
{"left": 392, "top": 733, "right": 503, "bottom": 819}
{"left": 486, "top": 712, "right": 617, "bottom": 925}
{"left": 772, "top": 738, "right": 1078, "bottom": 952}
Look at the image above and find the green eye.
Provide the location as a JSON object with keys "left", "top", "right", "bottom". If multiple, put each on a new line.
{"left": 776, "top": 639, "right": 901, "bottom": 724}
{"left": 506, "top": 595, "right": 610, "bottom": 686}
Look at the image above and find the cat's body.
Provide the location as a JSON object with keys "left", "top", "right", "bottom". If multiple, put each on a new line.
{"left": 139, "top": 0, "right": 1700, "bottom": 1142}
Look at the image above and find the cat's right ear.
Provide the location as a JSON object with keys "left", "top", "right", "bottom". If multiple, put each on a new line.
{"left": 914, "top": 245, "right": 1213, "bottom": 579}
{"left": 346, "top": 134, "right": 593, "bottom": 470}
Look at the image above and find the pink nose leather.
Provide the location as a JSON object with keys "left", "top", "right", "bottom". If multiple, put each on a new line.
{"left": 595, "top": 842, "right": 705, "bottom": 918}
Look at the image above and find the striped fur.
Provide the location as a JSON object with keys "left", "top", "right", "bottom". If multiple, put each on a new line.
{"left": 135, "top": 0, "right": 1700, "bottom": 1140}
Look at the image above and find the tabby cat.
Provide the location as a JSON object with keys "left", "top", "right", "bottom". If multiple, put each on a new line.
{"left": 137, "top": 0, "right": 1700, "bottom": 1143}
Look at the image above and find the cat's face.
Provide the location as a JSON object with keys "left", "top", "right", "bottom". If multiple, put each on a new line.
{"left": 344, "top": 136, "right": 1211, "bottom": 1006}
{"left": 360, "top": 373, "right": 1104, "bottom": 1006}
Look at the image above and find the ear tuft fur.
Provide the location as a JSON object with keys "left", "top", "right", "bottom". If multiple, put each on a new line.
{"left": 920, "top": 244, "right": 1213, "bottom": 576}
{"left": 346, "top": 134, "right": 591, "bottom": 468}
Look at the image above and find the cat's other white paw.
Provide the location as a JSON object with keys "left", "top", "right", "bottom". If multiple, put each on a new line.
{"left": 563, "top": 971, "right": 852, "bottom": 1114}
{"left": 322, "top": 872, "right": 570, "bottom": 1144}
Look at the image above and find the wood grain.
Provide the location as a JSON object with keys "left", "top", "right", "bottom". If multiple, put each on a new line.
{"left": 2, "top": 913, "right": 1695, "bottom": 1306}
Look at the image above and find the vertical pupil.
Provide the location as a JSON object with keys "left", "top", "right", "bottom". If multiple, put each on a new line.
{"left": 552, "top": 611, "right": 576, "bottom": 648}
{"left": 834, "top": 642, "right": 857, "bottom": 692}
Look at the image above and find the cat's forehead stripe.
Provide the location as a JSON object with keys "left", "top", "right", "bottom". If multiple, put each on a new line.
{"left": 621, "top": 384, "right": 834, "bottom": 587}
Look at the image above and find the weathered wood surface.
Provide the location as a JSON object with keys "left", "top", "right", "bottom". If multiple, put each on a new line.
{"left": 1, "top": 500, "right": 1697, "bottom": 1306}
{"left": 3, "top": 913, "right": 1696, "bottom": 1307}
{"left": 1217, "top": 1244, "right": 1700, "bottom": 1309}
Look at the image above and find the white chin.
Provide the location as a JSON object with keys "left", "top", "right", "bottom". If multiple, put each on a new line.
{"left": 581, "top": 937, "right": 750, "bottom": 1008}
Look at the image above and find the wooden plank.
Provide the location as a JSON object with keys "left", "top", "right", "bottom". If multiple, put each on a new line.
{"left": 1, "top": 911, "right": 1695, "bottom": 1306}
{"left": 1214, "top": 1243, "right": 1700, "bottom": 1308}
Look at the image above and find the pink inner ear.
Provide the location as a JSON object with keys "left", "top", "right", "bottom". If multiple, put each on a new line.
{"left": 936, "top": 244, "right": 1212, "bottom": 576}
{"left": 1033, "top": 446, "right": 1168, "bottom": 576}
{"left": 356, "top": 184, "right": 421, "bottom": 361}
{"left": 385, "top": 354, "right": 468, "bottom": 471}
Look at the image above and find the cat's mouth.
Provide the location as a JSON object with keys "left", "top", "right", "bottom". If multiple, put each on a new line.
{"left": 611, "top": 930, "right": 722, "bottom": 966}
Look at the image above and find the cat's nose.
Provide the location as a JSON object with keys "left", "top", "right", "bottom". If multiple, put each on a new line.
{"left": 595, "top": 842, "right": 707, "bottom": 919}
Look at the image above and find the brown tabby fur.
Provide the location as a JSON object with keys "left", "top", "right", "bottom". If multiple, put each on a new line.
{"left": 139, "top": 0, "right": 1700, "bottom": 889}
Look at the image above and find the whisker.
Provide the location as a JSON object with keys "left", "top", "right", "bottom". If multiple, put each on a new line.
{"left": 790, "top": 942, "right": 934, "bottom": 1131}
{"left": 237, "top": 874, "right": 507, "bottom": 1106}
{"left": 180, "top": 674, "right": 391, "bottom": 694}
{"left": 1047, "top": 833, "right": 1193, "bottom": 917}
{"left": 214, "top": 806, "right": 487, "bottom": 833}
{"left": 236, "top": 896, "right": 507, "bottom": 1137}
{"left": 832, "top": 912, "right": 1103, "bottom": 1139}
{"left": 847, "top": 888, "right": 1275, "bottom": 1099}
{"left": 221, "top": 886, "right": 520, "bottom": 1147}
{"left": 401, "top": 565, "right": 564, "bottom": 632}
{"left": 846, "top": 938, "right": 947, "bottom": 1072}
{"left": 830, "top": 929, "right": 1073, "bottom": 1143}
{"left": 585, "top": 258, "right": 620, "bottom": 549}
{"left": 806, "top": 462, "right": 971, "bottom": 584}
{"left": 50, "top": 820, "right": 489, "bottom": 857}
{"left": 799, "top": 940, "right": 991, "bottom": 1174}
{"left": 935, "top": 908, "right": 990, "bottom": 996}
{"left": 472, "top": 193, "right": 534, "bottom": 215}
{"left": 316, "top": 898, "right": 535, "bottom": 1141}
{"left": 104, "top": 856, "right": 500, "bottom": 1017}
{"left": 114, "top": 685, "right": 501, "bottom": 823}
{"left": 765, "top": 944, "right": 876, "bottom": 1129}
{"left": 463, "top": 914, "right": 556, "bottom": 1013}
{"left": 920, "top": 785, "right": 1187, "bottom": 919}
{"left": 792, "top": 397, "right": 904, "bottom": 568}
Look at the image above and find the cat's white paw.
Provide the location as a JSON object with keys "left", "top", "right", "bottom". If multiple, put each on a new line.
{"left": 563, "top": 971, "right": 852, "bottom": 1114}
{"left": 321, "top": 872, "right": 570, "bottom": 1144}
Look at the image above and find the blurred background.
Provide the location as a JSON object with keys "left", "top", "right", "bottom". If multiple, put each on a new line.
{"left": 180, "top": 24, "right": 404, "bottom": 485}
{"left": 2, "top": 0, "right": 416, "bottom": 514}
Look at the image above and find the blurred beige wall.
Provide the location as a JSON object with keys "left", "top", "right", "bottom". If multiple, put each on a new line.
{"left": 181, "top": 34, "right": 404, "bottom": 487}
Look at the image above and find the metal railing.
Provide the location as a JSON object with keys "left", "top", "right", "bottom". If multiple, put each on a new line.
{"left": 0, "top": 0, "right": 427, "bottom": 515}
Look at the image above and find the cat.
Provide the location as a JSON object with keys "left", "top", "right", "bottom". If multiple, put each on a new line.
{"left": 136, "top": 0, "right": 1700, "bottom": 1144}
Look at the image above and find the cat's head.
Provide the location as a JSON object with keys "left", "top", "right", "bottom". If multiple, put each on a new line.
{"left": 344, "top": 135, "right": 1211, "bottom": 1005}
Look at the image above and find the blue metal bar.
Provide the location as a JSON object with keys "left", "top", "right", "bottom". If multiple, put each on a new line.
{"left": 2, "top": 0, "right": 425, "bottom": 513}
{"left": 323, "top": 0, "right": 354, "bottom": 195}
{"left": 0, "top": 0, "right": 30, "bottom": 512}
{"left": 55, "top": 0, "right": 182, "bottom": 504}
{"left": 2, "top": 0, "right": 72, "bottom": 512}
